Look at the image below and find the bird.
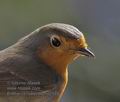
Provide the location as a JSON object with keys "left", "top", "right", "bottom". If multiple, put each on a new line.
{"left": 0, "top": 23, "right": 95, "bottom": 102}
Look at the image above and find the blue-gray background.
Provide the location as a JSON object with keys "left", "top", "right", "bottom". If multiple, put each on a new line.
{"left": 0, "top": 0, "right": 120, "bottom": 102}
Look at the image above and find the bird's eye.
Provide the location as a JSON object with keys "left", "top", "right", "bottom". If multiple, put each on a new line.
{"left": 50, "top": 36, "right": 61, "bottom": 47}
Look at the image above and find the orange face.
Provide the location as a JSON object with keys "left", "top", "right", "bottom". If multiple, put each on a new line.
{"left": 37, "top": 34, "right": 88, "bottom": 76}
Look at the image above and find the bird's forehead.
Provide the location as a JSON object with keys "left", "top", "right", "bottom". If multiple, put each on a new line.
{"left": 40, "top": 23, "right": 84, "bottom": 40}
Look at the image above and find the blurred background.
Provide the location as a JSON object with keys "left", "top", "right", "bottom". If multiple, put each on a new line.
{"left": 0, "top": 0, "right": 120, "bottom": 102}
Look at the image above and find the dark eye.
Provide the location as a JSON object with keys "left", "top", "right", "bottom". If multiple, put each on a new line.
{"left": 50, "top": 36, "right": 61, "bottom": 47}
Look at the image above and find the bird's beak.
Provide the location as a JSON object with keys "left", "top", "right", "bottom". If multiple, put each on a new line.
{"left": 78, "top": 48, "right": 95, "bottom": 58}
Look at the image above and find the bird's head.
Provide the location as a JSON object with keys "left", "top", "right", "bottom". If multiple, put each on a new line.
{"left": 33, "top": 23, "right": 95, "bottom": 75}
{"left": 17, "top": 23, "right": 95, "bottom": 76}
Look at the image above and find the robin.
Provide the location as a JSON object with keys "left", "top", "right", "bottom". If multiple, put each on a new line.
{"left": 0, "top": 23, "right": 95, "bottom": 102}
